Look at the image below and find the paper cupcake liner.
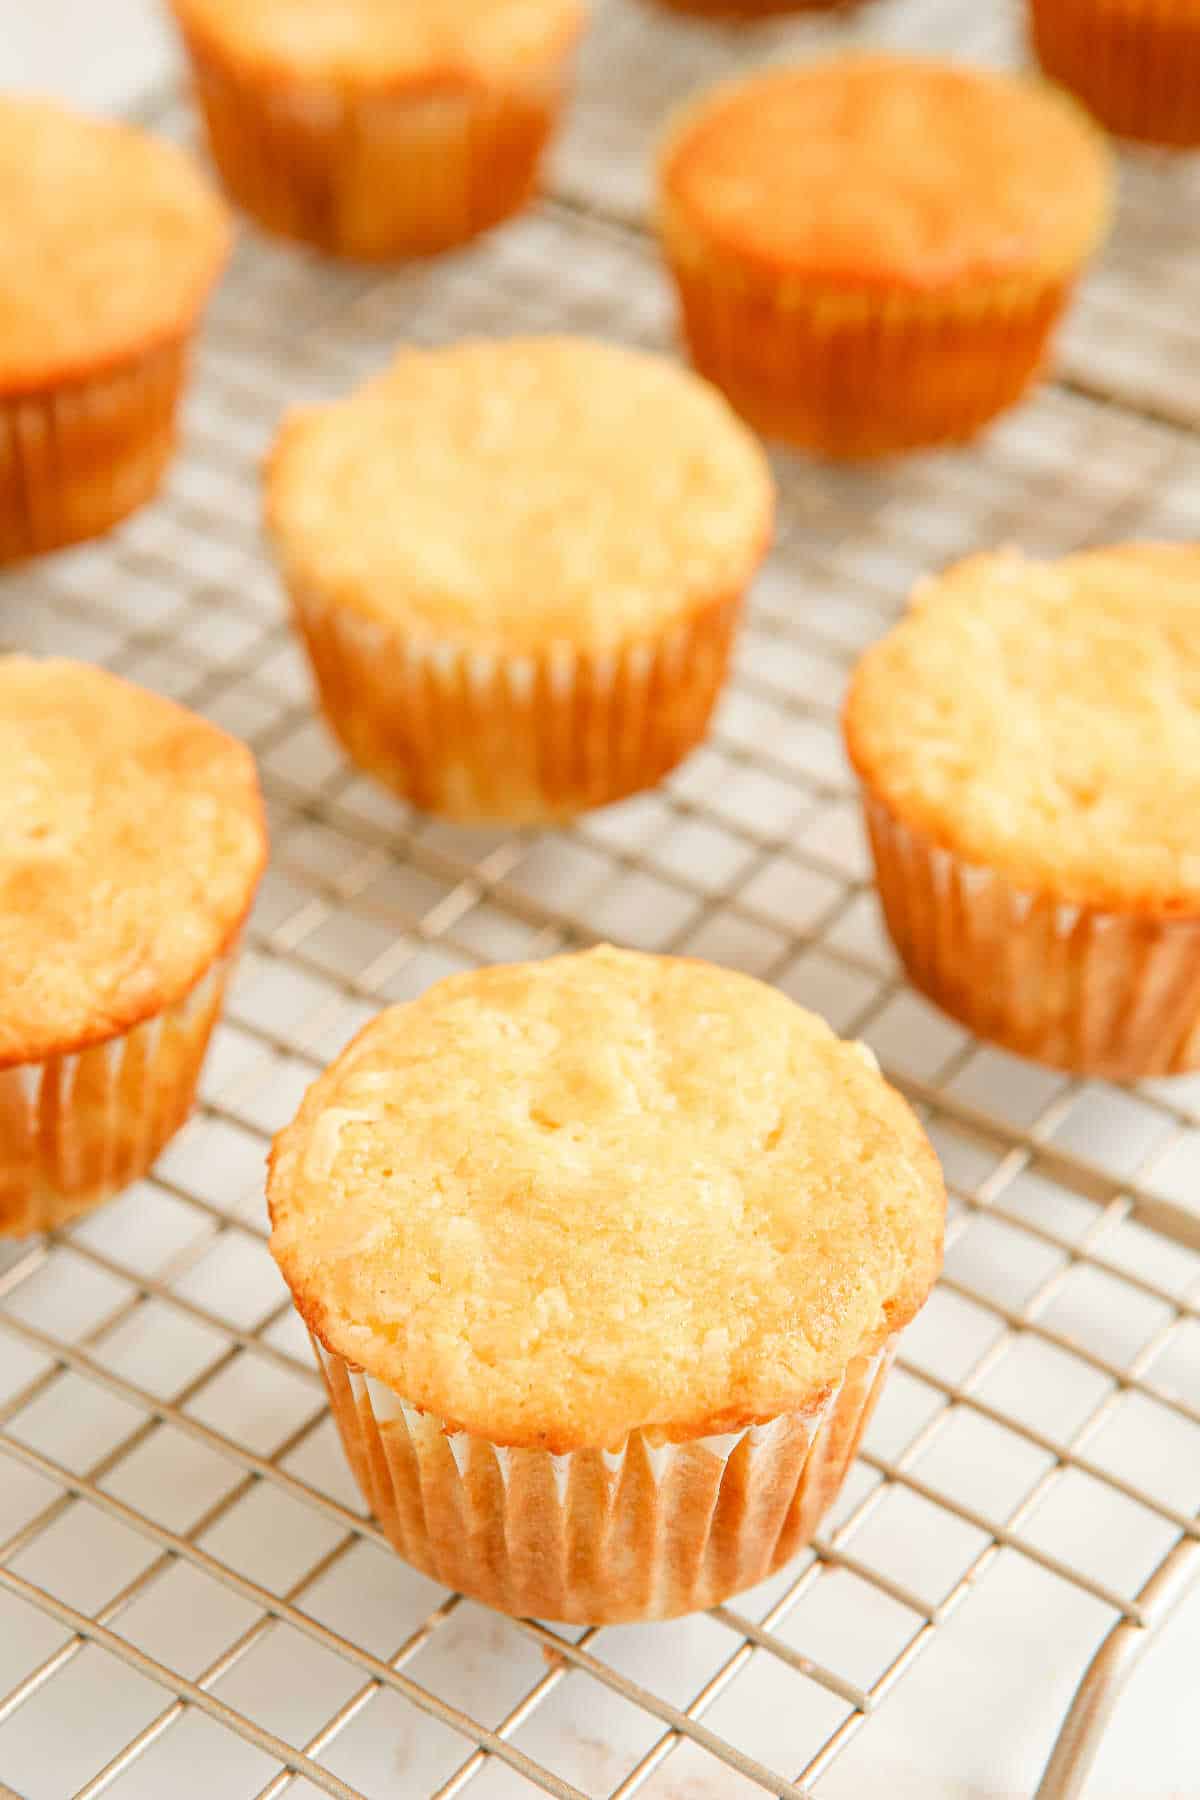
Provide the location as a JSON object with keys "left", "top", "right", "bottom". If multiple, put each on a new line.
{"left": 0, "top": 339, "right": 186, "bottom": 563}
{"left": 0, "top": 949, "right": 236, "bottom": 1238}
{"left": 1031, "top": 0, "right": 1200, "bottom": 147}
{"left": 863, "top": 793, "right": 1200, "bottom": 1079}
{"left": 177, "top": 34, "right": 574, "bottom": 259}
{"left": 288, "top": 580, "right": 743, "bottom": 822}
{"left": 664, "top": 255, "right": 1072, "bottom": 458}
{"left": 311, "top": 1332, "right": 895, "bottom": 1622}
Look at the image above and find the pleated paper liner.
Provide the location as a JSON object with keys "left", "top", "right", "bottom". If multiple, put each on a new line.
{"left": 289, "top": 580, "right": 743, "bottom": 822}
{"left": 1031, "top": 0, "right": 1200, "bottom": 148}
{"left": 665, "top": 257, "right": 1073, "bottom": 458}
{"left": 0, "top": 339, "right": 186, "bottom": 563}
{"left": 863, "top": 792, "right": 1200, "bottom": 1079}
{"left": 177, "top": 33, "right": 576, "bottom": 259}
{"left": 312, "top": 1332, "right": 896, "bottom": 1623}
{"left": 0, "top": 949, "right": 235, "bottom": 1237}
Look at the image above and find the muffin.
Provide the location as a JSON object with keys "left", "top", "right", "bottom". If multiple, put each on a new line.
{"left": 0, "top": 658, "right": 267, "bottom": 1236}
{"left": 656, "top": 56, "right": 1112, "bottom": 458}
{"left": 845, "top": 547, "right": 1200, "bottom": 1079}
{"left": 167, "top": 0, "right": 586, "bottom": 259}
{"left": 265, "top": 336, "right": 773, "bottom": 822}
{"left": 0, "top": 100, "right": 230, "bottom": 563}
{"left": 1031, "top": 0, "right": 1200, "bottom": 147}
{"left": 268, "top": 946, "right": 944, "bottom": 1622}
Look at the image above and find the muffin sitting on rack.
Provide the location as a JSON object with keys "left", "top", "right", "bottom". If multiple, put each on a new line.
{"left": 0, "top": 97, "right": 229, "bottom": 561}
{"left": 167, "top": 0, "right": 587, "bottom": 259}
{"left": 0, "top": 658, "right": 267, "bottom": 1237}
{"left": 1030, "top": 0, "right": 1200, "bottom": 147}
{"left": 265, "top": 335, "right": 773, "bottom": 821}
{"left": 845, "top": 546, "right": 1200, "bottom": 1078}
{"left": 656, "top": 55, "right": 1112, "bottom": 457}
{"left": 268, "top": 945, "right": 944, "bottom": 1622}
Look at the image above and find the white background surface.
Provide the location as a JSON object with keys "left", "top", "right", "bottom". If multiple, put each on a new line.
{"left": 1, "top": 4, "right": 1198, "bottom": 1798}
{"left": 0, "top": 0, "right": 172, "bottom": 111}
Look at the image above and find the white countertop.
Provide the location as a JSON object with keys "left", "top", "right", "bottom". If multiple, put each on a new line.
{"left": 0, "top": 0, "right": 173, "bottom": 111}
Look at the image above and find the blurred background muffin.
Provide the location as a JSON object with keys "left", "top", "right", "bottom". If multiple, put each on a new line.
{"left": 167, "top": 0, "right": 586, "bottom": 259}
{"left": 1030, "top": 0, "right": 1200, "bottom": 148}
{"left": 0, "top": 96, "right": 229, "bottom": 560}
{"left": 657, "top": 56, "right": 1112, "bottom": 457}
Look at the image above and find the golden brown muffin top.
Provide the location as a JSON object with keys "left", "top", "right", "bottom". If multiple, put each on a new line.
{"left": 169, "top": 0, "right": 585, "bottom": 87}
{"left": 845, "top": 546, "right": 1200, "bottom": 915}
{"left": 0, "top": 658, "right": 267, "bottom": 1067}
{"left": 269, "top": 947, "right": 944, "bottom": 1451}
{"left": 265, "top": 337, "right": 774, "bottom": 655}
{"left": 659, "top": 56, "right": 1111, "bottom": 292}
{"left": 0, "top": 98, "right": 230, "bottom": 394}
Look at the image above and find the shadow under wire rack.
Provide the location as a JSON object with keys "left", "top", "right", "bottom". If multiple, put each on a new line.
{"left": 2, "top": 2, "right": 1200, "bottom": 1797}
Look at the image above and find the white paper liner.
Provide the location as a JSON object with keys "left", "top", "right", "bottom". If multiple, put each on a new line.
{"left": 311, "top": 1332, "right": 896, "bottom": 1622}
{"left": 863, "top": 792, "right": 1200, "bottom": 1078}
{"left": 179, "top": 29, "right": 575, "bottom": 259}
{"left": 660, "top": 235, "right": 1072, "bottom": 457}
{"left": 0, "top": 946, "right": 236, "bottom": 1237}
{"left": 288, "top": 581, "right": 742, "bottom": 823}
{"left": 0, "top": 339, "right": 186, "bottom": 562}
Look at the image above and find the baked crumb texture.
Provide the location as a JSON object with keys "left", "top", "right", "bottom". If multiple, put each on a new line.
{"left": 657, "top": 56, "right": 1112, "bottom": 458}
{"left": 268, "top": 946, "right": 943, "bottom": 1617}
{"left": 0, "top": 98, "right": 230, "bottom": 560}
{"left": 0, "top": 658, "right": 267, "bottom": 1233}
{"left": 845, "top": 546, "right": 1200, "bottom": 1077}
{"left": 1031, "top": 0, "right": 1200, "bottom": 147}
{"left": 168, "top": 0, "right": 586, "bottom": 259}
{"left": 266, "top": 337, "right": 774, "bottom": 821}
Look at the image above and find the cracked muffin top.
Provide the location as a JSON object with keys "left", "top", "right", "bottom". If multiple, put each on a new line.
{"left": 845, "top": 545, "right": 1200, "bottom": 914}
{"left": 269, "top": 945, "right": 943, "bottom": 1450}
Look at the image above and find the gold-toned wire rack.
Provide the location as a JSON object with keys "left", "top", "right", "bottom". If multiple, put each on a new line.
{"left": 3, "top": 3, "right": 1200, "bottom": 1796}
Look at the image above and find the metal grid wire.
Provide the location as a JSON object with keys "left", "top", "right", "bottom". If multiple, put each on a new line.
{"left": 2, "top": 2, "right": 1200, "bottom": 1795}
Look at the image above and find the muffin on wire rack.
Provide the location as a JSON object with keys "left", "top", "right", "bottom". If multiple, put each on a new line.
{"left": 268, "top": 946, "right": 945, "bottom": 1623}
{"left": 0, "top": 659, "right": 267, "bottom": 1237}
{"left": 167, "top": 0, "right": 586, "bottom": 259}
{"left": 1030, "top": 0, "right": 1200, "bottom": 147}
{"left": 265, "top": 336, "right": 773, "bottom": 822}
{"left": 656, "top": 55, "right": 1112, "bottom": 457}
{"left": 0, "top": 97, "right": 230, "bottom": 561}
{"left": 845, "top": 546, "right": 1200, "bottom": 1079}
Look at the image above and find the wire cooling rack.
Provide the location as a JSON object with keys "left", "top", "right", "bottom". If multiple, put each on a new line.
{"left": 3, "top": 3, "right": 1200, "bottom": 1796}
